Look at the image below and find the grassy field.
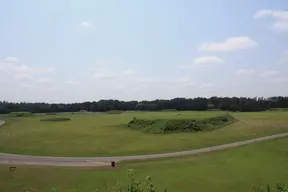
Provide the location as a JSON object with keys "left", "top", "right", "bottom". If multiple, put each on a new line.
{"left": 1, "top": 137, "right": 288, "bottom": 192}
{"left": 0, "top": 111, "right": 288, "bottom": 156}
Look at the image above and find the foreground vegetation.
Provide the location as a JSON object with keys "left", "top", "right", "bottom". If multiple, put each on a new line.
{"left": 1, "top": 111, "right": 288, "bottom": 156}
{"left": 1, "top": 138, "right": 288, "bottom": 192}
{"left": 1, "top": 96, "right": 288, "bottom": 114}
{"left": 19, "top": 169, "right": 288, "bottom": 192}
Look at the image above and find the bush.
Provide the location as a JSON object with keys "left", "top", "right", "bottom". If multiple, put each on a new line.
{"left": 111, "top": 169, "right": 167, "bottom": 192}
{"left": 254, "top": 183, "right": 287, "bottom": 192}
{"left": 128, "top": 114, "right": 236, "bottom": 134}
{"left": 40, "top": 118, "right": 71, "bottom": 122}
{"left": 8, "top": 112, "right": 32, "bottom": 117}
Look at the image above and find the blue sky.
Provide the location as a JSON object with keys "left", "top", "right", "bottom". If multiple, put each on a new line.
{"left": 0, "top": 0, "right": 287, "bottom": 103}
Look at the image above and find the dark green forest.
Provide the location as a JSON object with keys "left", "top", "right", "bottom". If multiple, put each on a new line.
{"left": 1, "top": 96, "right": 288, "bottom": 114}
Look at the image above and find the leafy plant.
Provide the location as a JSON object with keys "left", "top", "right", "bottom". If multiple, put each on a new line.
{"left": 254, "top": 183, "right": 287, "bottom": 192}
{"left": 113, "top": 168, "right": 167, "bottom": 192}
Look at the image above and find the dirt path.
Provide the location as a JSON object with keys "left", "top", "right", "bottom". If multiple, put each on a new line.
{"left": 0, "top": 120, "right": 5, "bottom": 126}
{"left": 1, "top": 132, "right": 288, "bottom": 167}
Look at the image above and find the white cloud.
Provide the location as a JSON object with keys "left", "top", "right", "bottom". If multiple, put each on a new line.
{"left": 236, "top": 68, "right": 255, "bottom": 75}
{"left": 115, "top": 84, "right": 125, "bottom": 90}
{"left": 80, "top": 21, "right": 91, "bottom": 27}
{"left": 279, "top": 50, "right": 288, "bottom": 63}
{"left": 19, "top": 84, "right": 30, "bottom": 88}
{"left": 180, "top": 65, "right": 191, "bottom": 69}
{"left": 194, "top": 56, "right": 225, "bottom": 65}
{"left": 136, "top": 76, "right": 194, "bottom": 87}
{"left": 254, "top": 10, "right": 288, "bottom": 20}
{"left": 199, "top": 83, "right": 214, "bottom": 90}
{"left": 122, "top": 69, "right": 136, "bottom": 75}
{"left": 273, "top": 21, "right": 288, "bottom": 32}
{"left": 93, "top": 68, "right": 136, "bottom": 79}
{"left": 260, "top": 70, "right": 278, "bottom": 77}
{"left": 0, "top": 62, "right": 54, "bottom": 76}
{"left": 199, "top": 36, "right": 258, "bottom": 52}
{"left": 37, "top": 78, "right": 55, "bottom": 84}
{"left": 272, "top": 77, "right": 288, "bottom": 83}
{"left": 12, "top": 74, "right": 33, "bottom": 80}
{"left": 94, "top": 73, "right": 114, "bottom": 79}
{"left": 176, "top": 76, "right": 191, "bottom": 83}
{"left": 66, "top": 81, "right": 79, "bottom": 85}
{"left": 4, "top": 57, "right": 20, "bottom": 63}
{"left": 93, "top": 68, "right": 115, "bottom": 79}
{"left": 43, "top": 87, "right": 61, "bottom": 92}
{"left": 169, "top": 77, "right": 194, "bottom": 87}
{"left": 255, "top": 10, "right": 288, "bottom": 32}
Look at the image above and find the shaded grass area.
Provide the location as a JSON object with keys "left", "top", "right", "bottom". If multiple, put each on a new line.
{"left": 128, "top": 114, "right": 236, "bottom": 133}
{"left": 268, "top": 108, "right": 288, "bottom": 112}
{"left": 107, "top": 110, "right": 123, "bottom": 114}
{"left": 1, "top": 138, "right": 288, "bottom": 192}
{"left": 8, "top": 112, "right": 32, "bottom": 117}
{"left": 40, "top": 118, "right": 71, "bottom": 122}
{"left": 0, "top": 111, "right": 288, "bottom": 157}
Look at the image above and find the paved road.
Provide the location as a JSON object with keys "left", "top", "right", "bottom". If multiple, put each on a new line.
{"left": 0, "top": 120, "right": 5, "bottom": 126}
{"left": 0, "top": 132, "right": 288, "bottom": 167}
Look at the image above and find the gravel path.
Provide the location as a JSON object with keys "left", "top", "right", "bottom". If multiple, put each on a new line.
{"left": 0, "top": 120, "right": 5, "bottom": 126}
{"left": 0, "top": 132, "right": 287, "bottom": 167}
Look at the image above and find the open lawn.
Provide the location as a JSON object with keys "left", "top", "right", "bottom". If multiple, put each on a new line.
{"left": 0, "top": 111, "right": 288, "bottom": 157}
{"left": 1, "top": 137, "right": 288, "bottom": 192}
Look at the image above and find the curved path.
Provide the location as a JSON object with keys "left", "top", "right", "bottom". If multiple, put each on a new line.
{"left": 0, "top": 132, "right": 288, "bottom": 167}
{"left": 0, "top": 120, "right": 5, "bottom": 126}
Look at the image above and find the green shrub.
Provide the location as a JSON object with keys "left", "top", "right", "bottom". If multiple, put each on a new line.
{"left": 254, "top": 183, "right": 287, "bottom": 192}
{"left": 40, "top": 118, "right": 71, "bottom": 122}
{"left": 8, "top": 112, "right": 32, "bottom": 117}
{"left": 128, "top": 114, "right": 236, "bottom": 134}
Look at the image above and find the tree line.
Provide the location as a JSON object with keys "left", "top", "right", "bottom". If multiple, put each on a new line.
{"left": 0, "top": 96, "right": 288, "bottom": 114}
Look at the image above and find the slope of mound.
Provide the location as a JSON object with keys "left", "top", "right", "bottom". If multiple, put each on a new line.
{"left": 268, "top": 108, "right": 288, "bottom": 112}
{"left": 40, "top": 117, "right": 71, "bottom": 122}
{"left": 8, "top": 112, "right": 32, "bottom": 117}
{"left": 128, "top": 114, "right": 237, "bottom": 133}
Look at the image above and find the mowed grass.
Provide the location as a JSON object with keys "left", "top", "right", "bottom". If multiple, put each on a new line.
{"left": 0, "top": 111, "right": 288, "bottom": 157}
{"left": 1, "top": 138, "right": 288, "bottom": 192}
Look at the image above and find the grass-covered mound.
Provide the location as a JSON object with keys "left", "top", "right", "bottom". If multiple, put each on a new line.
{"left": 46, "top": 112, "right": 57, "bottom": 115}
{"left": 107, "top": 110, "right": 123, "bottom": 114}
{"left": 8, "top": 112, "right": 32, "bottom": 117}
{"left": 40, "top": 117, "right": 71, "bottom": 122}
{"left": 268, "top": 108, "right": 288, "bottom": 112}
{"left": 161, "top": 109, "right": 178, "bottom": 112}
{"left": 128, "top": 114, "right": 236, "bottom": 133}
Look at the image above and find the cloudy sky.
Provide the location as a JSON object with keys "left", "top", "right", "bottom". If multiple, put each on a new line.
{"left": 0, "top": 0, "right": 287, "bottom": 103}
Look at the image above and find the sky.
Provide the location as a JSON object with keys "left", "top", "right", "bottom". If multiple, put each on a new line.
{"left": 0, "top": 0, "right": 288, "bottom": 103}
